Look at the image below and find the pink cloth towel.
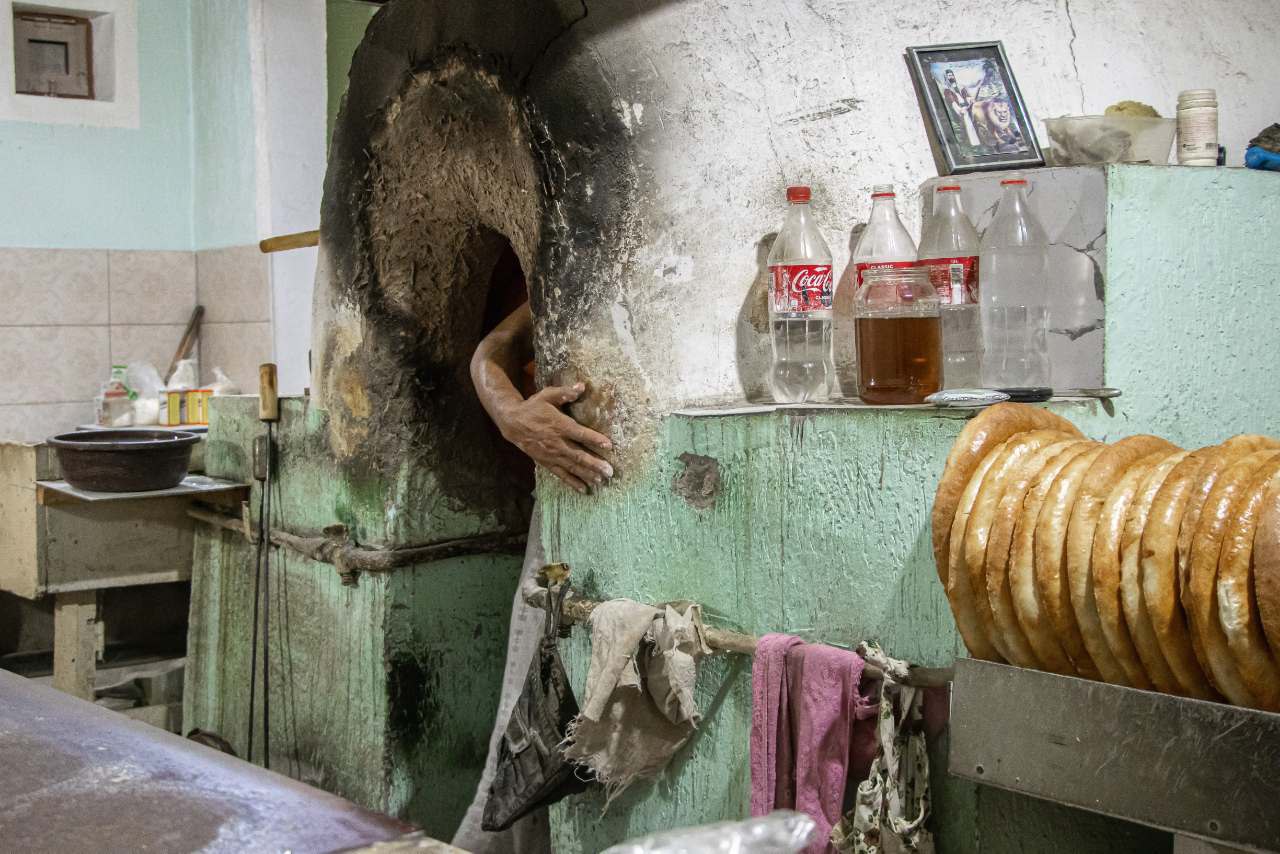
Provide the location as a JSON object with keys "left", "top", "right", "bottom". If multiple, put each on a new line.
{"left": 750, "top": 634, "right": 872, "bottom": 854}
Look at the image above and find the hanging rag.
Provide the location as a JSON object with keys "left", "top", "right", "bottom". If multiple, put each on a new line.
{"left": 481, "top": 582, "right": 589, "bottom": 832}
{"left": 750, "top": 634, "right": 877, "bottom": 854}
{"left": 562, "top": 599, "right": 711, "bottom": 804}
{"left": 830, "top": 643, "right": 934, "bottom": 854}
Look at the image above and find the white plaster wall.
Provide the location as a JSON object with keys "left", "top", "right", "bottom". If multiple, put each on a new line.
{"left": 255, "top": 0, "right": 326, "bottom": 395}
{"left": 580, "top": 0, "right": 1280, "bottom": 406}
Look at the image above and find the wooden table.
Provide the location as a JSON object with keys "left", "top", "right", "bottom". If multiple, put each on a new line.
{"left": 1, "top": 441, "right": 247, "bottom": 708}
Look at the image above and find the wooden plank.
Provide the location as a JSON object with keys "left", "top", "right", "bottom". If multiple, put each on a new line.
{"left": 52, "top": 590, "right": 97, "bottom": 700}
{"left": 0, "top": 443, "right": 42, "bottom": 599}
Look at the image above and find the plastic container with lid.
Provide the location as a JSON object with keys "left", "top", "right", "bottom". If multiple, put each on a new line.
{"left": 854, "top": 266, "right": 942, "bottom": 405}
{"left": 1177, "top": 89, "right": 1218, "bottom": 166}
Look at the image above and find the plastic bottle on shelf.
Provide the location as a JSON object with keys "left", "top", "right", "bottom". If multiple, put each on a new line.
{"left": 767, "top": 185, "right": 834, "bottom": 403}
{"left": 978, "top": 177, "right": 1051, "bottom": 388}
{"left": 850, "top": 184, "right": 917, "bottom": 288}
{"left": 918, "top": 184, "right": 981, "bottom": 388}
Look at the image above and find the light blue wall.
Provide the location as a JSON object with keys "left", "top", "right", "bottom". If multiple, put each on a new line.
{"left": 0, "top": 0, "right": 195, "bottom": 250}
{"left": 190, "top": 0, "right": 258, "bottom": 250}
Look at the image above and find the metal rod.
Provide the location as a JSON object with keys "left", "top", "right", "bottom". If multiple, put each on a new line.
{"left": 187, "top": 507, "right": 527, "bottom": 579}
{"left": 550, "top": 592, "right": 953, "bottom": 688}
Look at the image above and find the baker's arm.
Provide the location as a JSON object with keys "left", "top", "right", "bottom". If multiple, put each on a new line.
{"left": 470, "top": 302, "right": 614, "bottom": 493}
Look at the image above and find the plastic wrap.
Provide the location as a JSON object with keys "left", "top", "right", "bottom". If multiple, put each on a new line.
{"left": 601, "top": 810, "right": 815, "bottom": 854}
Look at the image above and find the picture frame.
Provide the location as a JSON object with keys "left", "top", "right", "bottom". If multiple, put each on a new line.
{"left": 906, "top": 41, "right": 1043, "bottom": 174}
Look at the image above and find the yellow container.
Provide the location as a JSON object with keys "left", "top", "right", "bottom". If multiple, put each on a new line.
{"left": 164, "top": 391, "right": 184, "bottom": 426}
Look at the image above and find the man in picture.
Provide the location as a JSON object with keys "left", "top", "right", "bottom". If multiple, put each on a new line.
{"left": 939, "top": 67, "right": 981, "bottom": 147}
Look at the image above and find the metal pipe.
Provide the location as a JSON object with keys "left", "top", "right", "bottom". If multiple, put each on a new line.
{"left": 188, "top": 506, "right": 527, "bottom": 583}
{"left": 545, "top": 590, "right": 953, "bottom": 688}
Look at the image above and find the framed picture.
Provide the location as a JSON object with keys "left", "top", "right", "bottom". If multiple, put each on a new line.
{"left": 906, "top": 42, "right": 1043, "bottom": 174}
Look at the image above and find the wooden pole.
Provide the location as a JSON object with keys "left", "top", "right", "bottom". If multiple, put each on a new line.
{"left": 258, "top": 230, "right": 319, "bottom": 254}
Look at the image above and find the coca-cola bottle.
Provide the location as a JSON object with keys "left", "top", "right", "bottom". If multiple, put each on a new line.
{"left": 767, "top": 186, "right": 834, "bottom": 403}
{"left": 851, "top": 184, "right": 917, "bottom": 288}
{"left": 918, "top": 184, "right": 981, "bottom": 388}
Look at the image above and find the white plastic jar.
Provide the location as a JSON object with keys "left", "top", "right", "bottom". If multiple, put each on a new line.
{"left": 1177, "top": 89, "right": 1218, "bottom": 166}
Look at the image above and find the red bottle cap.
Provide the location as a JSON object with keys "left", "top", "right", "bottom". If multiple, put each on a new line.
{"left": 937, "top": 185, "right": 961, "bottom": 192}
{"left": 1000, "top": 178, "right": 1028, "bottom": 186}
{"left": 786, "top": 186, "right": 811, "bottom": 203}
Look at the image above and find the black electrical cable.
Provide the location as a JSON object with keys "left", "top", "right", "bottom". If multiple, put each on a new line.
{"left": 247, "top": 461, "right": 267, "bottom": 763}
{"left": 262, "top": 422, "right": 273, "bottom": 771}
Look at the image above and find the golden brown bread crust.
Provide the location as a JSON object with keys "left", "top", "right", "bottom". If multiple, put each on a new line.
{"left": 945, "top": 442, "right": 1007, "bottom": 660}
{"left": 1255, "top": 474, "right": 1280, "bottom": 659}
{"left": 1176, "top": 437, "right": 1280, "bottom": 687}
{"left": 984, "top": 440, "right": 1088, "bottom": 668}
{"left": 1187, "top": 449, "right": 1280, "bottom": 707}
{"left": 1119, "top": 451, "right": 1187, "bottom": 695}
{"left": 932, "top": 403, "right": 1083, "bottom": 586}
{"left": 962, "top": 430, "right": 1076, "bottom": 662}
{"left": 1010, "top": 443, "right": 1100, "bottom": 673}
{"left": 1034, "top": 445, "right": 1107, "bottom": 678}
{"left": 1215, "top": 459, "right": 1280, "bottom": 710}
{"left": 1090, "top": 458, "right": 1158, "bottom": 688}
{"left": 1065, "top": 436, "right": 1179, "bottom": 684}
{"left": 1141, "top": 451, "right": 1219, "bottom": 699}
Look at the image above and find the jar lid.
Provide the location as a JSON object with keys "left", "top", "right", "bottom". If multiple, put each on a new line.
{"left": 786, "top": 186, "right": 811, "bottom": 202}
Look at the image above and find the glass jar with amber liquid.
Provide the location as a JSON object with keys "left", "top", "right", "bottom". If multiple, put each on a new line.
{"left": 854, "top": 266, "right": 942, "bottom": 404}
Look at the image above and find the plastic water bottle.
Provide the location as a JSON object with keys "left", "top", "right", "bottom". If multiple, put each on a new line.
{"left": 767, "top": 186, "right": 834, "bottom": 403}
{"left": 850, "top": 184, "right": 917, "bottom": 287}
{"left": 979, "top": 177, "right": 1051, "bottom": 387}
{"left": 918, "top": 184, "right": 981, "bottom": 388}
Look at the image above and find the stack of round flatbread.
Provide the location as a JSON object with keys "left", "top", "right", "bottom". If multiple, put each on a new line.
{"left": 931, "top": 402, "right": 1280, "bottom": 710}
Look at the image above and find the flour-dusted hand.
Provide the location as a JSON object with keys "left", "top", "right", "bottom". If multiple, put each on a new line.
{"left": 498, "top": 383, "right": 613, "bottom": 494}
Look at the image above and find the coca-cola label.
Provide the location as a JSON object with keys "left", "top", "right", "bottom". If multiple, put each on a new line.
{"left": 919, "top": 256, "right": 978, "bottom": 305}
{"left": 854, "top": 260, "right": 916, "bottom": 289}
{"left": 771, "top": 263, "right": 833, "bottom": 313}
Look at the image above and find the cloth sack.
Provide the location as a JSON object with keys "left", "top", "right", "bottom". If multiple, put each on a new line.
{"left": 482, "top": 583, "right": 588, "bottom": 831}
{"left": 562, "top": 599, "right": 711, "bottom": 805}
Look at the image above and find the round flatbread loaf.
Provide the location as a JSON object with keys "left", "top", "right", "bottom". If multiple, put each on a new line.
{"left": 1010, "top": 443, "right": 1100, "bottom": 673}
{"left": 962, "top": 430, "right": 1076, "bottom": 662}
{"left": 1034, "top": 445, "right": 1109, "bottom": 678}
{"left": 1064, "top": 436, "right": 1179, "bottom": 682}
{"left": 1216, "top": 458, "right": 1280, "bottom": 710}
{"left": 1090, "top": 457, "right": 1159, "bottom": 688}
{"left": 945, "top": 441, "right": 1008, "bottom": 660}
{"left": 1141, "top": 451, "right": 1219, "bottom": 699}
{"left": 1119, "top": 451, "right": 1187, "bottom": 695}
{"left": 1177, "top": 436, "right": 1280, "bottom": 686}
{"left": 1254, "top": 474, "right": 1280, "bottom": 657}
{"left": 1187, "top": 449, "right": 1280, "bottom": 707}
{"left": 984, "top": 440, "right": 1089, "bottom": 668}
{"left": 932, "top": 403, "right": 1083, "bottom": 586}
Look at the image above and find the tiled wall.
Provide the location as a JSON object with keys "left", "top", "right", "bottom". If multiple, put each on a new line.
{"left": 0, "top": 245, "right": 272, "bottom": 442}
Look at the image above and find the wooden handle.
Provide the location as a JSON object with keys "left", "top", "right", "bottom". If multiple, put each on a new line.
{"left": 259, "top": 230, "right": 319, "bottom": 254}
{"left": 165, "top": 305, "right": 204, "bottom": 384}
{"left": 258, "top": 363, "right": 279, "bottom": 422}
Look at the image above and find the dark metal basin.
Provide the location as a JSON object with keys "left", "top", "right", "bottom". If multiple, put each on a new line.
{"left": 47, "top": 429, "right": 201, "bottom": 492}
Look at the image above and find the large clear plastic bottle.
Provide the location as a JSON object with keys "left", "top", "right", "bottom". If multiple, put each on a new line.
{"left": 767, "top": 186, "right": 834, "bottom": 403}
{"left": 850, "top": 184, "right": 917, "bottom": 287}
{"left": 918, "top": 184, "right": 981, "bottom": 388}
{"left": 978, "top": 177, "right": 1051, "bottom": 387}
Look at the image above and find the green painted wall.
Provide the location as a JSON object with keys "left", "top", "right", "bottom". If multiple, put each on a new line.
{"left": 542, "top": 166, "right": 1280, "bottom": 852}
{"left": 326, "top": 0, "right": 378, "bottom": 140}
{"left": 0, "top": 0, "right": 195, "bottom": 250}
{"left": 191, "top": 0, "right": 259, "bottom": 250}
{"left": 185, "top": 395, "right": 524, "bottom": 839}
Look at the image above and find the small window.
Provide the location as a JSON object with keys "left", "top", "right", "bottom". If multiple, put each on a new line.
{"left": 13, "top": 11, "right": 92, "bottom": 99}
